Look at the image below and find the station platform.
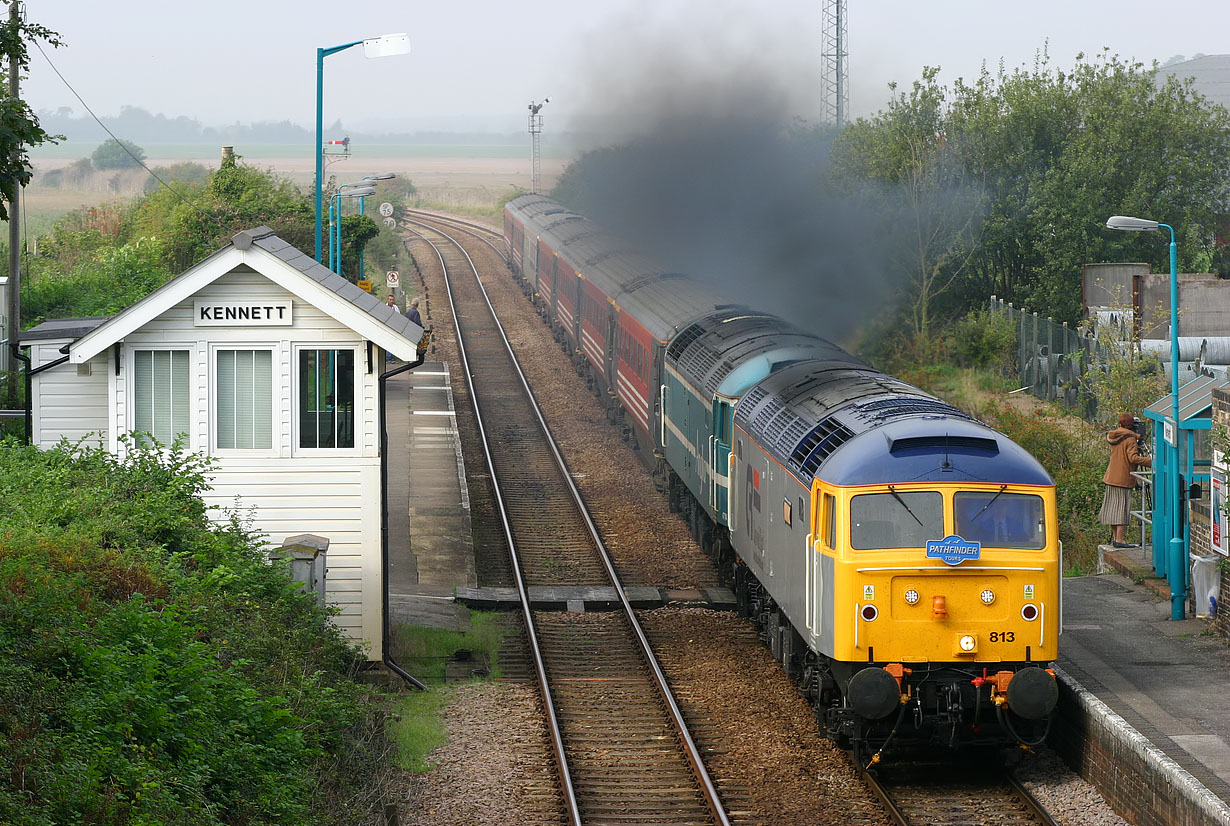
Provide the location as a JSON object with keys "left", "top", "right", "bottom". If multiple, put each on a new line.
{"left": 1059, "top": 545, "right": 1230, "bottom": 822}
{"left": 385, "top": 361, "right": 475, "bottom": 633}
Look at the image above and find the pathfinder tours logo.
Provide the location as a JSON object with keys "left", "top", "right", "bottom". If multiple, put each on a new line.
{"left": 925, "top": 535, "right": 981, "bottom": 565}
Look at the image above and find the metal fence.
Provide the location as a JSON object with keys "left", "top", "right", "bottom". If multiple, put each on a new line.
{"left": 989, "top": 296, "right": 1110, "bottom": 415}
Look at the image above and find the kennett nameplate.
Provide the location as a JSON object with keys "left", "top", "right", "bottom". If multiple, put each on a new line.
{"left": 194, "top": 301, "right": 292, "bottom": 326}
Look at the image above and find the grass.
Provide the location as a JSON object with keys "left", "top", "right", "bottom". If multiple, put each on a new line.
{"left": 390, "top": 610, "right": 505, "bottom": 682}
{"left": 390, "top": 689, "right": 454, "bottom": 773}
{"left": 386, "top": 614, "right": 508, "bottom": 774}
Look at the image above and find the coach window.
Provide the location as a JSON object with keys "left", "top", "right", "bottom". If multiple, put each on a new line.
{"left": 783, "top": 498, "right": 792, "bottom": 527}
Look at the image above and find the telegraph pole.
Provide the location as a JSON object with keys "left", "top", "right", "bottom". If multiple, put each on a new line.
{"left": 5, "top": 0, "right": 20, "bottom": 398}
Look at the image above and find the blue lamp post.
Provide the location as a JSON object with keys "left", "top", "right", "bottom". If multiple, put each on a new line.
{"left": 358, "top": 173, "right": 396, "bottom": 280}
{"left": 1107, "top": 214, "right": 1184, "bottom": 620}
{"left": 314, "top": 34, "right": 410, "bottom": 263}
{"left": 331, "top": 184, "right": 377, "bottom": 275}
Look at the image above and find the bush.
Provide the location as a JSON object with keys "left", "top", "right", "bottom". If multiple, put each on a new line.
{"left": 91, "top": 138, "right": 145, "bottom": 171}
{"left": 980, "top": 399, "right": 1106, "bottom": 573}
{"left": 0, "top": 439, "right": 388, "bottom": 825}
{"left": 951, "top": 308, "right": 1017, "bottom": 371}
{"left": 22, "top": 236, "right": 172, "bottom": 324}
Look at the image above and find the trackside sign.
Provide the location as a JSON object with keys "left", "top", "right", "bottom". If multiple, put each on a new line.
{"left": 194, "top": 301, "right": 292, "bottom": 326}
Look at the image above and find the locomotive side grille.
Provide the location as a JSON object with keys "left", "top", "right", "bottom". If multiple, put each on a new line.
{"left": 704, "top": 361, "right": 736, "bottom": 397}
{"left": 850, "top": 396, "right": 969, "bottom": 424}
{"left": 752, "top": 397, "right": 785, "bottom": 434}
{"left": 668, "top": 323, "right": 705, "bottom": 360}
{"left": 738, "top": 385, "right": 767, "bottom": 419}
{"left": 677, "top": 342, "right": 720, "bottom": 381}
{"left": 789, "top": 416, "right": 855, "bottom": 477}
{"left": 760, "top": 405, "right": 802, "bottom": 449}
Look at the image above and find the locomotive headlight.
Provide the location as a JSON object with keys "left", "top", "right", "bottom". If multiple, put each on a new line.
{"left": 959, "top": 634, "right": 976, "bottom": 652}
{"left": 904, "top": 589, "right": 919, "bottom": 605}
{"left": 980, "top": 589, "right": 996, "bottom": 605}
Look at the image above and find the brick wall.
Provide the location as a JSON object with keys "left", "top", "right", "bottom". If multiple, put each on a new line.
{"left": 1050, "top": 667, "right": 1230, "bottom": 826}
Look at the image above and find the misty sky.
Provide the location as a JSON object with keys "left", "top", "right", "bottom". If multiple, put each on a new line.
{"left": 24, "top": 0, "right": 1230, "bottom": 138}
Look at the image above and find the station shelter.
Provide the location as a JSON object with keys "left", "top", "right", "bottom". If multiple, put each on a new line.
{"left": 1143, "top": 374, "right": 1226, "bottom": 604}
{"left": 20, "top": 227, "right": 423, "bottom": 658}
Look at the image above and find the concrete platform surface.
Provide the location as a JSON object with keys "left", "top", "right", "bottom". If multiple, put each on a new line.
{"left": 1062, "top": 560, "right": 1230, "bottom": 803}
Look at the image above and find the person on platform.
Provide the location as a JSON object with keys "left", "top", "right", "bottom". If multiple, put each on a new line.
{"left": 1100, "top": 413, "right": 1152, "bottom": 548}
{"left": 385, "top": 293, "right": 397, "bottom": 310}
{"left": 405, "top": 297, "right": 422, "bottom": 327}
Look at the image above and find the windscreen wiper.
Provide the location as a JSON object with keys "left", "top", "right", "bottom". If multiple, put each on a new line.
{"left": 970, "top": 484, "right": 1008, "bottom": 522}
{"left": 887, "top": 484, "right": 924, "bottom": 527}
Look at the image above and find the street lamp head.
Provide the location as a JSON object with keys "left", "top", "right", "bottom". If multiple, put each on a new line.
{"left": 365, "top": 172, "right": 397, "bottom": 181}
{"left": 363, "top": 33, "right": 410, "bottom": 58}
{"left": 341, "top": 186, "right": 377, "bottom": 198}
{"left": 1107, "top": 215, "right": 1160, "bottom": 232}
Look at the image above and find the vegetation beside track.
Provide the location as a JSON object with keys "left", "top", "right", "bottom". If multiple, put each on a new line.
{"left": 0, "top": 438, "right": 393, "bottom": 825}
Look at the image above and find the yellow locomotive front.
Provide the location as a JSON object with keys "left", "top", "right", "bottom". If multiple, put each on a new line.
{"left": 814, "top": 479, "right": 1060, "bottom": 760}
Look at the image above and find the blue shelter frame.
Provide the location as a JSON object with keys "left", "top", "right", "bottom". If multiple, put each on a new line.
{"left": 1143, "top": 374, "right": 1223, "bottom": 603}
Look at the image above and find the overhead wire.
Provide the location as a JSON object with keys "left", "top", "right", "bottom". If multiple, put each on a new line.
{"left": 31, "top": 40, "right": 235, "bottom": 235}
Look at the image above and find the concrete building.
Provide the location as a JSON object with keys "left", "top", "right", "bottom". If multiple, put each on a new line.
{"left": 21, "top": 227, "right": 423, "bottom": 658}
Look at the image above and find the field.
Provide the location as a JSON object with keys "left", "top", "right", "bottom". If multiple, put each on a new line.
{"left": 25, "top": 141, "right": 575, "bottom": 228}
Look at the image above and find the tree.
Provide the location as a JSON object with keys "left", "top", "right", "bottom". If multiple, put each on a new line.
{"left": 832, "top": 50, "right": 1230, "bottom": 329}
{"left": 0, "top": 7, "right": 62, "bottom": 221}
{"left": 90, "top": 137, "right": 145, "bottom": 170}
{"left": 832, "top": 68, "right": 986, "bottom": 348}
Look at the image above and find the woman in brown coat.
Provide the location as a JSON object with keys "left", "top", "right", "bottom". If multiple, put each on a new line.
{"left": 1100, "top": 412, "right": 1152, "bottom": 547}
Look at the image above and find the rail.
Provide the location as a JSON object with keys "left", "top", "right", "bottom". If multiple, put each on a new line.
{"left": 404, "top": 215, "right": 730, "bottom": 826}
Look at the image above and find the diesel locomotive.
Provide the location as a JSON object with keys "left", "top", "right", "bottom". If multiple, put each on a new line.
{"left": 503, "top": 194, "right": 1061, "bottom": 763}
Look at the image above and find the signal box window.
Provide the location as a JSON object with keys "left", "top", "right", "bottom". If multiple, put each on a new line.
{"left": 134, "top": 349, "right": 189, "bottom": 446}
{"left": 955, "top": 491, "right": 1045, "bottom": 549}
{"left": 850, "top": 490, "right": 943, "bottom": 549}
{"left": 216, "top": 349, "right": 272, "bottom": 450}
{"left": 299, "top": 348, "right": 355, "bottom": 449}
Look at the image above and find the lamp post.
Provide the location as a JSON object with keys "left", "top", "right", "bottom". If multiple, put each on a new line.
{"left": 358, "top": 173, "right": 396, "bottom": 280}
{"left": 315, "top": 33, "right": 410, "bottom": 263}
{"left": 1107, "top": 214, "right": 1184, "bottom": 620}
{"left": 331, "top": 185, "right": 377, "bottom": 275}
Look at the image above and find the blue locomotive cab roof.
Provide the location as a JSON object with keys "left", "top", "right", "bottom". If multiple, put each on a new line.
{"left": 818, "top": 416, "right": 1053, "bottom": 487}
{"left": 716, "top": 346, "right": 819, "bottom": 398}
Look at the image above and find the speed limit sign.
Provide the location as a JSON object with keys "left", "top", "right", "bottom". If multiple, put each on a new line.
{"left": 379, "top": 202, "right": 394, "bottom": 218}
{"left": 383, "top": 217, "right": 396, "bottom": 228}
{"left": 386, "top": 271, "right": 400, "bottom": 287}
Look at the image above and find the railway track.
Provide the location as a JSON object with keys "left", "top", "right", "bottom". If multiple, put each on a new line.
{"left": 403, "top": 216, "right": 735, "bottom": 826}
{"left": 860, "top": 754, "right": 1060, "bottom": 826}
